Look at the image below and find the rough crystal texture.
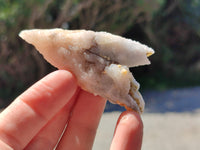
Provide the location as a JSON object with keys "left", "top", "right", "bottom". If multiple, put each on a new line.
{"left": 19, "top": 28, "right": 154, "bottom": 113}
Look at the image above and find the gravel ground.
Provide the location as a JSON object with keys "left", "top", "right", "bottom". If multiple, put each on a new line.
{"left": 93, "top": 87, "right": 200, "bottom": 150}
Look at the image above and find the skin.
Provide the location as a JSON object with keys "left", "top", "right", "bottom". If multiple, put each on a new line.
{"left": 0, "top": 70, "right": 143, "bottom": 150}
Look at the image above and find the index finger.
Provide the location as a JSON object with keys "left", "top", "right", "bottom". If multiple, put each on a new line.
{"left": 0, "top": 70, "right": 78, "bottom": 150}
{"left": 110, "top": 111, "right": 143, "bottom": 150}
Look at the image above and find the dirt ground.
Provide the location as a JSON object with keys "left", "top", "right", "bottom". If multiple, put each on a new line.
{"left": 93, "top": 111, "right": 200, "bottom": 150}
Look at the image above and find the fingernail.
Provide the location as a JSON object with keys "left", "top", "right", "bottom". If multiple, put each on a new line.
{"left": 119, "top": 112, "right": 142, "bottom": 128}
{"left": 120, "top": 114, "right": 134, "bottom": 123}
{"left": 121, "top": 115, "right": 129, "bottom": 122}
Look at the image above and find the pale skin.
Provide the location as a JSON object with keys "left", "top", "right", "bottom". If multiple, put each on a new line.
{"left": 0, "top": 70, "right": 143, "bottom": 150}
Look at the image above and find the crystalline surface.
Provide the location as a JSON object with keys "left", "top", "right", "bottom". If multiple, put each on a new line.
{"left": 19, "top": 28, "right": 154, "bottom": 113}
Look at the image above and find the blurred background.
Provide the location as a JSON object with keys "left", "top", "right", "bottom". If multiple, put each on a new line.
{"left": 1, "top": 0, "right": 200, "bottom": 149}
{"left": 1, "top": 0, "right": 200, "bottom": 107}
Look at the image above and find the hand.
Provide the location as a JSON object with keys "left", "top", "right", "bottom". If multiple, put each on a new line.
{"left": 0, "top": 70, "right": 143, "bottom": 150}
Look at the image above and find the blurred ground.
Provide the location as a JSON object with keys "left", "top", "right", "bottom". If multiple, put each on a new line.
{"left": 93, "top": 112, "right": 200, "bottom": 150}
{"left": 93, "top": 87, "right": 200, "bottom": 150}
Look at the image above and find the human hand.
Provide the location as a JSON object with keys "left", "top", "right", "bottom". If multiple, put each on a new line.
{"left": 0, "top": 70, "right": 143, "bottom": 150}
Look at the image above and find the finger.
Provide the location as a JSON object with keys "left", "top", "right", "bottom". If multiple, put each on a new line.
{"left": 56, "top": 90, "right": 106, "bottom": 150}
{"left": 0, "top": 140, "right": 13, "bottom": 150}
{"left": 110, "top": 111, "right": 143, "bottom": 150}
{"left": 0, "top": 70, "right": 78, "bottom": 150}
{"left": 24, "top": 88, "right": 80, "bottom": 150}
